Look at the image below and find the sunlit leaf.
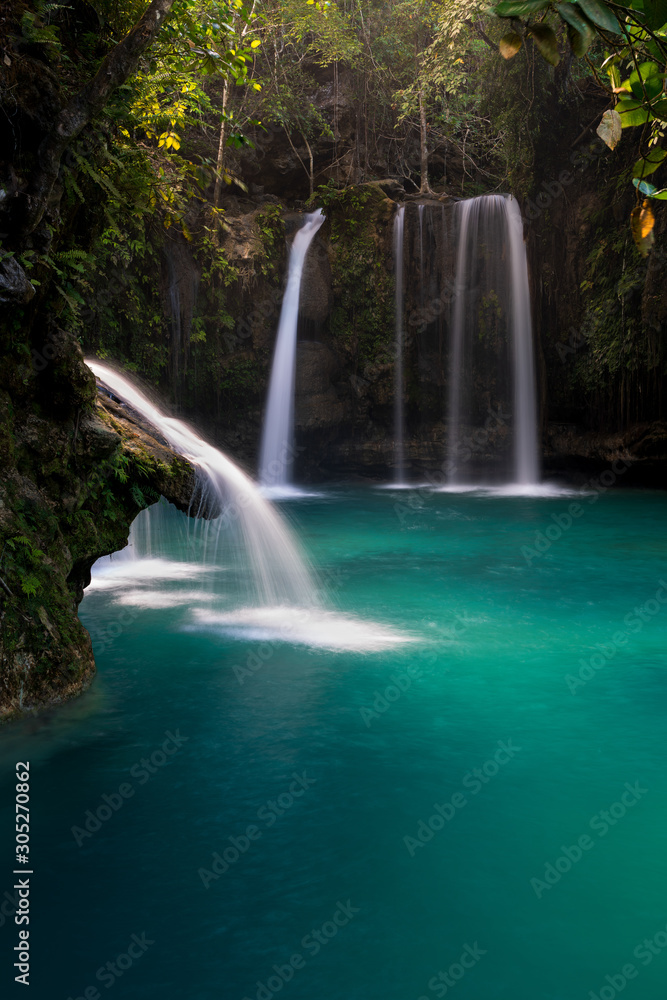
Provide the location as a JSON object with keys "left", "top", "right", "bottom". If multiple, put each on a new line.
{"left": 628, "top": 61, "right": 664, "bottom": 100}
{"left": 632, "top": 146, "right": 667, "bottom": 177}
{"left": 250, "top": 39, "right": 260, "bottom": 47}
{"left": 631, "top": 199, "right": 655, "bottom": 255}
{"left": 615, "top": 97, "right": 653, "bottom": 126}
{"left": 596, "top": 108, "right": 623, "bottom": 148}
{"left": 499, "top": 32, "right": 523, "bottom": 58}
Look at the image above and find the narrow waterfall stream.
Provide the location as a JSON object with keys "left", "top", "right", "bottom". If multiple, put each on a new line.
{"left": 393, "top": 205, "right": 406, "bottom": 484}
{"left": 259, "top": 209, "right": 325, "bottom": 491}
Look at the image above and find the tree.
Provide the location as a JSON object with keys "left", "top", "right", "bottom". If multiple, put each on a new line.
{"left": 490, "top": 0, "right": 667, "bottom": 252}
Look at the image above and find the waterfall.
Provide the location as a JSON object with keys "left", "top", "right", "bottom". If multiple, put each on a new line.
{"left": 505, "top": 197, "right": 539, "bottom": 485}
{"left": 87, "top": 360, "right": 317, "bottom": 608}
{"left": 393, "top": 205, "right": 406, "bottom": 484}
{"left": 446, "top": 194, "right": 539, "bottom": 486}
{"left": 259, "top": 209, "right": 325, "bottom": 489}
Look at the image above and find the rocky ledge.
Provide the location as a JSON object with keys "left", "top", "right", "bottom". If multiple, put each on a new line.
{"left": 0, "top": 339, "right": 197, "bottom": 722}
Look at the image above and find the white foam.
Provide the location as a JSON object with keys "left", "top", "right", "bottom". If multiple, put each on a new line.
{"left": 87, "top": 558, "right": 214, "bottom": 591}
{"left": 259, "top": 485, "right": 325, "bottom": 500}
{"left": 114, "top": 590, "right": 218, "bottom": 609}
{"left": 434, "top": 482, "right": 581, "bottom": 498}
{"left": 184, "top": 606, "right": 414, "bottom": 652}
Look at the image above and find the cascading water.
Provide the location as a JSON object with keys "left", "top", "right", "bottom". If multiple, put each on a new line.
{"left": 505, "top": 196, "right": 539, "bottom": 484}
{"left": 446, "top": 194, "right": 539, "bottom": 486}
{"left": 393, "top": 205, "right": 406, "bottom": 484}
{"left": 88, "top": 360, "right": 316, "bottom": 608}
{"left": 87, "top": 361, "right": 410, "bottom": 651}
{"left": 259, "top": 209, "right": 325, "bottom": 490}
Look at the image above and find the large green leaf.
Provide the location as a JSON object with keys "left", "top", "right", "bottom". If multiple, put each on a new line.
{"left": 575, "top": 0, "right": 621, "bottom": 32}
{"left": 493, "top": 0, "right": 550, "bottom": 16}
{"left": 557, "top": 2, "right": 595, "bottom": 52}
{"left": 615, "top": 97, "right": 653, "bottom": 125}
{"left": 643, "top": 0, "right": 667, "bottom": 30}
{"left": 628, "top": 61, "right": 664, "bottom": 101}
{"left": 632, "top": 146, "right": 667, "bottom": 177}
{"left": 529, "top": 23, "right": 561, "bottom": 64}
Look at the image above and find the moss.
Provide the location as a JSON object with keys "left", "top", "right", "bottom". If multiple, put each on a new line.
{"left": 320, "top": 184, "right": 395, "bottom": 370}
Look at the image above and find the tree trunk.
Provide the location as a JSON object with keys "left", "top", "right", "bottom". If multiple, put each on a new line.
{"left": 11, "top": 0, "right": 177, "bottom": 245}
{"left": 213, "top": 82, "right": 230, "bottom": 209}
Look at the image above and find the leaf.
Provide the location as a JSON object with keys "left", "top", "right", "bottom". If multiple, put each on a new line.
{"left": 575, "top": 0, "right": 621, "bottom": 32}
{"left": 557, "top": 3, "right": 595, "bottom": 54}
{"left": 650, "top": 189, "right": 667, "bottom": 199}
{"left": 493, "top": 0, "right": 550, "bottom": 15}
{"left": 632, "top": 146, "right": 667, "bottom": 178}
{"left": 529, "top": 23, "right": 560, "bottom": 64}
{"left": 499, "top": 31, "right": 523, "bottom": 57}
{"left": 596, "top": 108, "right": 623, "bottom": 148}
{"left": 633, "top": 178, "right": 658, "bottom": 195}
{"left": 615, "top": 98, "right": 653, "bottom": 127}
{"left": 250, "top": 39, "right": 260, "bottom": 47}
{"left": 650, "top": 98, "right": 667, "bottom": 120}
{"left": 568, "top": 21, "right": 594, "bottom": 54}
{"left": 643, "top": 0, "right": 667, "bottom": 30}
{"left": 628, "top": 61, "right": 664, "bottom": 101}
{"left": 630, "top": 199, "right": 655, "bottom": 255}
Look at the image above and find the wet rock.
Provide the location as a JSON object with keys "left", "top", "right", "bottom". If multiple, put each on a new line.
{"left": 0, "top": 256, "right": 35, "bottom": 304}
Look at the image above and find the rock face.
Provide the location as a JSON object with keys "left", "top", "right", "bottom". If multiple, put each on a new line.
{"left": 0, "top": 331, "right": 197, "bottom": 722}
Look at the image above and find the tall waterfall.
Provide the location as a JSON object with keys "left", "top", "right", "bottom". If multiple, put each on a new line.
{"left": 393, "top": 205, "right": 406, "bottom": 484}
{"left": 87, "top": 361, "right": 316, "bottom": 608}
{"left": 259, "top": 209, "right": 325, "bottom": 489}
{"left": 446, "top": 194, "right": 539, "bottom": 486}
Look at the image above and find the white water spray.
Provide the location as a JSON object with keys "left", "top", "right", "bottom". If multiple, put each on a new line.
{"left": 259, "top": 210, "right": 325, "bottom": 488}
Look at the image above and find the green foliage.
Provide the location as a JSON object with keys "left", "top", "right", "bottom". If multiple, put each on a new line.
{"left": 323, "top": 185, "right": 394, "bottom": 365}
